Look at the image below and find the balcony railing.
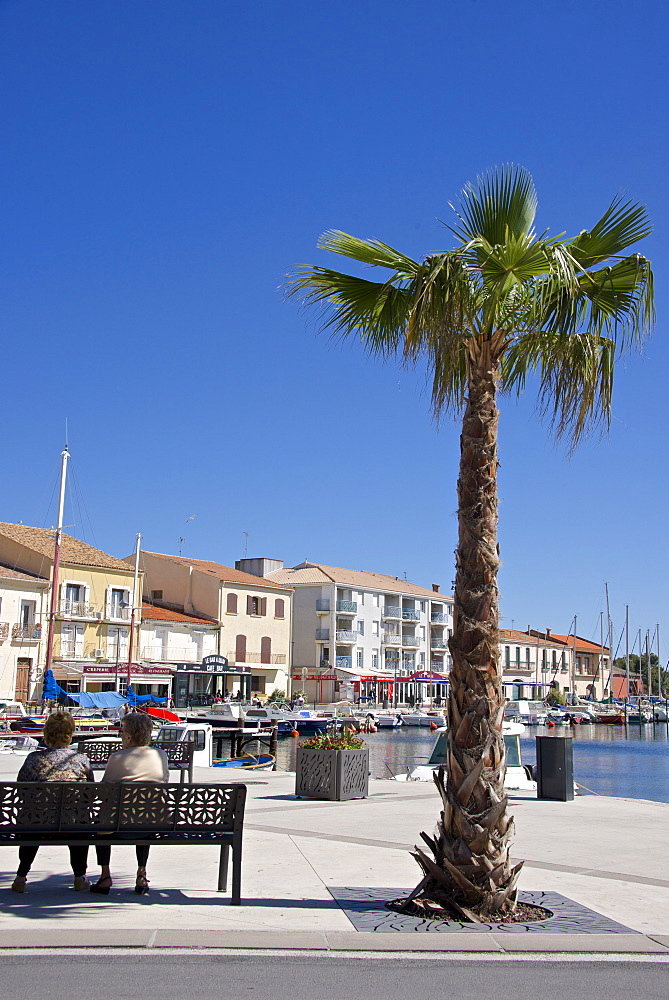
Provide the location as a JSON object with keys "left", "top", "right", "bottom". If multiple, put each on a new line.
{"left": 336, "top": 600, "right": 357, "bottom": 614}
{"left": 402, "top": 635, "right": 419, "bottom": 647}
{"left": 315, "top": 629, "right": 330, "bottom": 641}
{"left": 59, "top": 642, "right": 84, "bottom": 659}
{"left": 0, "top": 622, "right": 9, "bottom": 640}
{"left": 12, "top": 623, "right": 42, "bottom": 640}
{"left": 226, "top": 652, "right": 287, "bottom": 665}
{"left": 382, "top": 633, "right": 401, "bottom": 645}
{"left": 316, "top": 600, "right": 330, "bottom": 612}
{"left": 383, "top": 606, "right": 402, "bottom": 619}
{"left": 58, "top": 600, "right": 97, "bottom": 618}
{"left": 335, "top": 630, "right": 357, "bottom": 643}
{"left": 141, "top": 646, "right": 201, "bottom": 662}
{"left": 402, "top": 610, "right": 420, "bottom": 621}
{"left": 106, "top": 604, "right": 131, "bottom": 621}
{"left": 430, "top": 638, "right": 448, "bottom": 650}
{"left": 335, "top": 656, "right": 352, "bottom": 669}
{"left": 431, "top": 612, "right": 449, "bottom": 624}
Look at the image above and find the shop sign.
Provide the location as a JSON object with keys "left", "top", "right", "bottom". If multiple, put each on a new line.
{"left": 82, "top": 665, "right": 173, "bottom": 676}
{"left": 291, "top": 674, "right": 337, "bottom": 681}
{"left": 176, "top": 655, "right": 250, "bottom": 675}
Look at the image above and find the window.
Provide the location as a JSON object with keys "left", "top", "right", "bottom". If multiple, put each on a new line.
{"left": 359, "top": 592, "right": 365, "bottom": 606}
{"left": 372, "top": 651, "right": 378, "bottom": 670}
{"left": 372, "top": 621, "right": 379, "bottom": 636}
{"left": 235, "top": 635, "right": 247, "bottom": 663}
{"left": 552, "top": 650, "right": 557, "bottom": 669}
{"left": 20, "top": 601, "right": 36, "bottom": 625}
{"left": 504, "top": 646, "right": 510, "bottom": 668}
{"left": 109, "top": 588, "right": 130, "bottom": 619}
{"left": 515, "top": 647, "right": 520, "bottom": 665}
{"left": 525, "top": 647, "right": 530, "bottom": 665}
{"left": 151, "top": 590, "right": 163, "bottom": 600}
{"left": 65, "top": 584, "right": 82, "bottom": 602}
{"left": 247, "top": 596, "right": 266, "bottom": 616}
{"left": 274, "top": 598, "right": 284, "bottom": 618}
{"left": 357, "top": 649, "right": 363, "bottom": 669}
{"left": 227, "top": 593, "right": 238, "bottom": 614}
{"left": 261, "top": 636, "right": 272, "bottom": 663}
{"left": 420, "top": 601, "right": 425, "bottom": 613}
{"left": 357, "top": 620, "right": 364, "bottom": 635}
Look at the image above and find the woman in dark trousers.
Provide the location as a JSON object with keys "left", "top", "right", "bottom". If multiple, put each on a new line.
{"left": 12, "top": 712, "right": 93, "bottom": 893}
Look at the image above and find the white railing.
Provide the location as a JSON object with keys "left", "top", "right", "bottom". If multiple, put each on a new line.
{"left": 402, "top": 610, "right": 420, "bottom": 621}
{"left": 382, "top": 633, "right": 401, "bottom": 645}
{"left": 226, "top": 652, "right": 287, "bottom": 665}
{"left": 430, "top": 638, "right": 448, "bottom": 649}
{"left": 335, "top": 630, "right": 357, "bottom": 642}
{"left": 106, "top": 605, "right": 131, "bottom": 621}
{"left": 141, "top": 646, "right": 200, "bottom": 662}
{"left": 335, "top": 600, "right": 357, "bottom": 614}
{"left": 58, "top": 600, "right": 97, "bottom": 617}
{"left": 431, "top": 612, "right": 449, "bottom": 623}
{"left": 402, "top": 635, "right": 419, "bottom": 647}
{"left": 383, "top": 606, "right": 402, "bottom": 619}
{"left": 58, "top": 642, "right": 85, "bottom": 659}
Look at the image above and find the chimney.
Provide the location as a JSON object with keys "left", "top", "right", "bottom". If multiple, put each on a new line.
{"left": 546, "top": 628, "right": 551, "bottom": 638}
{"left": 432, "top": 584, "right": 440, "bottom": 593}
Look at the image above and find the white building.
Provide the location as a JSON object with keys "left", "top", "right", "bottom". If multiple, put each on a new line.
{"left": 0, "top": 564, "right": 49, "bottom": 705}
{"left": 237, "top": 559, "right": 454, "bottom": 706}
{"left": 139, "top": 601, "right": 219, "bottom": 705}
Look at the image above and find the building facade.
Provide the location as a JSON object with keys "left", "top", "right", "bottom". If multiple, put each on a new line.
{"left": 238, "top": 559, "right": 454, "bottom": 706}
{"left": 134, "top": 552, "right": 292, "bottom": 699}
{"left": 0, "top": 522, "right": 144, "bottom": 700}
{"left": 0, "top": 564, "right": 49, "bottom": 704}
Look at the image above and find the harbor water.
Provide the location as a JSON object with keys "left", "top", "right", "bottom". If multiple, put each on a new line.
{"left": 246, "top": 723, "right": 669, "bottom": 804}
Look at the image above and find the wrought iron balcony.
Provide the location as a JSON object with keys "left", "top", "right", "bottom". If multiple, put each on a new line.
{"left": 402, "top": 635, "right": 420, "bottom": 647}
{"left": 106, "top": 604, "right": 131, "bottom": 621}
{"left": 335, "top": 656, "right": 352, "bottom": 669}
{"left": 12, "top": 623, "right": 42, "bottom": 640}
{"left": 402, "top": 610, "right": 420, "bottom": 621}
{"left": 316, "top": 600, "right": 330, "bottom": 613}
{"left": 58, "top": 642, "right": 84, "bottom": 659}
{"left": 431, "top": 612, "right": 449, "bottom": 624}
{"left": 58, "top": 600, "right": 97, "bottom": 618}
{"left": 382, "top": 633, "right": 401, "bottom": 645}
{"left": 141, "top": 646, "right": 200, "bottom": 662}
{"left": 335, "top": 600, "right": 357, "bottom": 614}
{"left": 430, "top": 638, "right": 448, "bottom": 650}
{"left": 315, "top": 629, "right": 330, "bottom": 641}
{"left": 383, "top": 606, "right": 402, "bottom": 619}
{"left": 0, "top": 622, "right": 9, "bottom": 640}
{"left": 335, "top": 630, "right": 357, "bottom": 643}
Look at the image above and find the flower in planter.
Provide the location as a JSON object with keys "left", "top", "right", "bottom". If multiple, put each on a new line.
{"left": 298, "top": 732, "right": 366, "bottom": 751}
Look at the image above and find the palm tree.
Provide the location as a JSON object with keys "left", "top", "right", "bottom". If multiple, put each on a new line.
{"left": 286, "top": 165, "right": 654, "bottom": 920}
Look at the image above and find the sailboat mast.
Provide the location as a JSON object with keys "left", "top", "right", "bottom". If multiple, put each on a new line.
{"left": 44, "top": 447, "right": 70, "bottom": 676}
{"left": 605, "top": 583, "right": 613, "bottom": 700}
{"left": 625, "top": 605, "right": 629, "bottom": 721}
{"left": 126, "top": 533, "right": 142, "bottom": 693}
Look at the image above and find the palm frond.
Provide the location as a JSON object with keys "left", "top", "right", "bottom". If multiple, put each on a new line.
{"left": 568, "top": 196, "right": 653, "bottom": 268}
{"left": 449, "top": 164, "right": 537, "bottom": 245}
{"left": 502, "top": 330, "right": 615, "bottom": 448}
{"left": 317, "top": 231, "right": 420, "bottom": 277}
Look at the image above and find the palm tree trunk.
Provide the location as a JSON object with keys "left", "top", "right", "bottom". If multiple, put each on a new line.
{"left": 409, "top": 334, "right": 521, "bottom": 921}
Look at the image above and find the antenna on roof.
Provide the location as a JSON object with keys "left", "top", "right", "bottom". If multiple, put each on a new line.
{"left": 243, "top": 531, "right": 248, "bottom": 558}
{"left": 178, "top": 537, "right": 185, "bottom": 556}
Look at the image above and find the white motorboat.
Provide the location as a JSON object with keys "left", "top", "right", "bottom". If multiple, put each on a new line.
{"left": 388, "top": 722, "right": 536, "bottom": 791}
{"left": 365, "top": 711, "right": 403, "bottom": 728}
{"left": 398, "top": 710, "right": 447, "bottom": 728}
{"left": 155, "top": 722, "right": 215, "bottom": 767}
{"left": 504, "top": 699, "right": 549, "bottom": 726}
{"left": 0, "top": 735, "right": 40, "bottom": 754}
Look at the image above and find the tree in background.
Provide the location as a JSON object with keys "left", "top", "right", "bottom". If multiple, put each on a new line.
{"left": 288, "top": 165, "right": 654, "bottom": 920}
{"left": 613, "top": 653, "right": 668, "bottom": 697}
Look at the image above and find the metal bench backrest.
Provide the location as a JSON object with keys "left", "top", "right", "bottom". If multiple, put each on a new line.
{"left": 77, "top": 740, "right": 195, "bottom": 776}
{"left": 0, "top": 782, "right": 245, "bottom": 838}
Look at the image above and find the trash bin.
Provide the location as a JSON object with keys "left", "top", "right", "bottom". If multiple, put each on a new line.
{"left": 382, "top": 699, "right": 389, "bottom": 709}
{"left": 535, "top": 734, "right": 574, "bottom": 801}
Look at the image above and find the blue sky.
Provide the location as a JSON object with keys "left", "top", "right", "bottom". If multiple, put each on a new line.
{"left": 0, "top": 0, "right": 666, "bottom": 660}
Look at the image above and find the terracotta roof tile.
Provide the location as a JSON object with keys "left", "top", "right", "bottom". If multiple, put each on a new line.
{"left": 0, "top": 562, "right": 49, "bottom": 584}
{"left": 141, "top": 552, "right": 290, "bottom": 591}
{"left": 141, "top": 602, "right": 218, "bottom": 625}
{"left": 0, "top": 522, "right": 132, "bottom": 573}
{"left": 499, "top": 628, "right": 560, "bottom": 648}
{"left": 550, "top": 633, "right": 610, "bottom": 654}
{"left": 266, "top": 562, "right": 451, "bottom": 600}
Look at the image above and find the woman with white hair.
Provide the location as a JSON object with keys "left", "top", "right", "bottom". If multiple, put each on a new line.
{"left": 90, "top": 712, "right": 168, "bottom": 896}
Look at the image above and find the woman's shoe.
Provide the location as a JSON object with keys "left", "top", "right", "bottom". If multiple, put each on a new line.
{"left": 89, "top": 876, "right": 112, "bottom": 896}
{"left": 134, "top": 875, "right": 150, "bottom": 895}
{"left": 11, "top": 876, "right": 26, "bottom": 894}
{"left": 74, "top": 876, "right": 91, "bottom": 891}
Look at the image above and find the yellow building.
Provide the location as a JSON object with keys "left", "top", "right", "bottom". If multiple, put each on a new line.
{"left": 0, "top": 522, "right": 143, "bottom": 698}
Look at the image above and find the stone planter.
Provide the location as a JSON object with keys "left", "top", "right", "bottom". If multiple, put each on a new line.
{"left": 295, "top": 747, "right": 369, "bottom": 801}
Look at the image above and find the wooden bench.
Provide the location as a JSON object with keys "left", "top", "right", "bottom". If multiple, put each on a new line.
{"left": 0, "top": 781, "right": 246, "bottom": 904}
{"left": 77, "top": 741, "right": 196, "bottom": 784}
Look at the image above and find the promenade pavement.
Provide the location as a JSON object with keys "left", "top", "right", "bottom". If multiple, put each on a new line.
{"left": 1, "top": 751, "right": 668, "bottom": 956}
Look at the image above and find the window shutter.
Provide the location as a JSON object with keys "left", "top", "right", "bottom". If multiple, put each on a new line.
{"left": 246, "top": 595, "right": 253, "bottom": 616}
{"left": 275, "top": 599, "right": 284, "bottom": 618}
{"left": 260, "top": 598, "right": 267, "bottom": 617}
{"left": 227, "top": 593, "right": 237, "bottom": 614}
{"left": 261, "top": 636, "right": 271, "bottom": 663}
{"left": 235, "top": 635, "right": 247, "bottom": 663}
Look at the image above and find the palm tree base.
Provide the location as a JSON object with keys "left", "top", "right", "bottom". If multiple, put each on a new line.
{"left": 386, "top": 892, "right": 552, "bottom": 925}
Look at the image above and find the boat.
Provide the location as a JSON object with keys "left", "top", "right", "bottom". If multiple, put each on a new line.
{"left": 398, "top": 710, "right": 447, "bottom": 727}
{"left": 364, "top": 711, "right": 403, "bottom": 728}
{"left": 155, "top": 722, "right": 215, "bottom": 767}
{"left": 504, "top": 699, "right": 549, "bottom": 725}
{"left": 388, "top": 721, "right": 536, "bottom": 791}
{"left": 213, "top": 754, "right": 275, "bottom": 771}
{"left": 0, "top": 735, "right": 40, "bottom": 754}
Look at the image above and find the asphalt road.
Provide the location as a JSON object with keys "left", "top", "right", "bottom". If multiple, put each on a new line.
{"left": 0, "top": 955, "right": 667, "bottom": 999}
